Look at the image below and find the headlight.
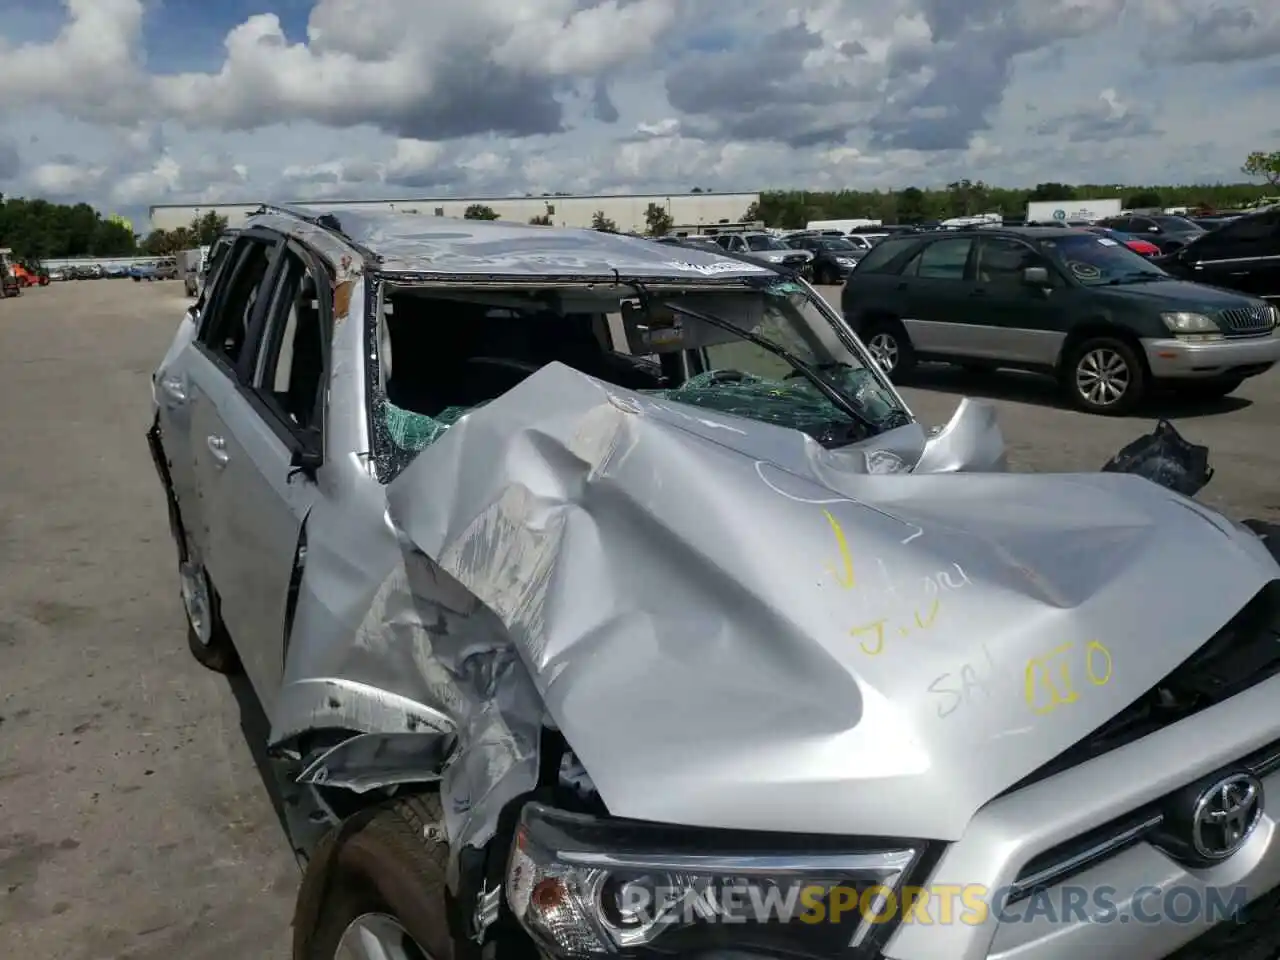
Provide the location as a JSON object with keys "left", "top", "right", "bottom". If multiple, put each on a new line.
{"left": 506, "top": 803, "right": 926, "bottom": 958}
{"left": 836, "top": 258, "right": 857, "bottom": 267}
{"left": 1161, "top": 311, "right": 1222, "bottom": 339}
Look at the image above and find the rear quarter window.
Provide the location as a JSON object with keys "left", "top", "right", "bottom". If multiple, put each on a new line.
{"left": 849, "top": 237, "right": 920, "bottom": 275}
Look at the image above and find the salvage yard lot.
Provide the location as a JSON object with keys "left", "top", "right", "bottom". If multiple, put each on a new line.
{"left": 1, "top": 279, "right": 1277, "bottom": 959}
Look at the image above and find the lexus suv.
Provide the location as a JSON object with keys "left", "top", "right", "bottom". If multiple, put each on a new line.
{"left": 840, "top": 226, "right": 1279, "bottom": 413}
{"left": 148, "top": 205, "right": 1280, "bottom": 960}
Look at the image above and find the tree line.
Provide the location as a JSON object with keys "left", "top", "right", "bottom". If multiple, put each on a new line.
{"left": 467, "top": 178, "right": 1279, "bottom": 236}
{"left": 0, "top": 195, "right": 231, "bottom": 259}
{"left": 3, "top": 146, "right": 1278, "bottom": 254}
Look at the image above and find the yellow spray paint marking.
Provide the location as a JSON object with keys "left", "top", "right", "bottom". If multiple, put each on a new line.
{"left": 823, "top": 510, "right": 856, "bottom": 588}
{"left": 851, "top": 619, "right": 887, "bottom": 656}
{"left": 1023, "top": 640, "right": 1113, "bottom": 715}
{"left": 914, "top": 597, "right": 941, "bottom": 629}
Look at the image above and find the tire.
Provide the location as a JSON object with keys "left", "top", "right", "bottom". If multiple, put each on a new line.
{"left": 179, "top": 546, "right": 241, "bottom": 673}
{"left": 861, "top": 318, "right": 916, "bottom": 380}
{"left": 295, "top": 794, "right": 455, "bottom": 960}
{"left": 1063, "top": 336, "right": 1146, "bottom": 415}
{"left": 1180, "top": 377, "right": 1243, "bottom": 400}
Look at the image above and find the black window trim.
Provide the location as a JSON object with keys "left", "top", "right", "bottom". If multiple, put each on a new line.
{"left": 975, "top": 235, "right": 1064, "bottom": 287}
{"left": 237, "top": 237, "right": 334, "bottom": 460}
{"left": 193, "top": 228, "right": 285, "bottom": 384}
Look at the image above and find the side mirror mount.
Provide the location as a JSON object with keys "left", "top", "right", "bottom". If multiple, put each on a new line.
{"left": 1023, "top": 266, "right": 1049, "bottom": 286}
{"left": 289, "top": 426, "right": 323, "bottom": 478}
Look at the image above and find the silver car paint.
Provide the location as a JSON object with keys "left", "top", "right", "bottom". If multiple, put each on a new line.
{"left": 153, "top": 209, "right": 1280, "bottom": 959}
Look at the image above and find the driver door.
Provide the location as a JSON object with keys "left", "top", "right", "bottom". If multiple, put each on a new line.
{"left": 966, "top": 237, "right": 1068, "bottom": 365}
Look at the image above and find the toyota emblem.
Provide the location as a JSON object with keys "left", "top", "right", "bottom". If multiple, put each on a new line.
{"left": 1191, "top": 773, "right": 1263, "bottom": 861}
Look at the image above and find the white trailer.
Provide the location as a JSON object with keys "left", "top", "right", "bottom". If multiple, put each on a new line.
{"left": 1026, "top": 198, "right": 1121, "bottom": 224}
{"left": 805, "top": 218, "right": 882, "bottom": 233}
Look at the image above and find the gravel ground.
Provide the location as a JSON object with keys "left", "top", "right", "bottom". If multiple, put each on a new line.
{"left": 0, "top": 278, "right": 1276, "bottom": 959}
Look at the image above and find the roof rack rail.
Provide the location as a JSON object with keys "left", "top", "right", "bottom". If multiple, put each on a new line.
{"left": 248, "top": 203, "right": 381, "bottom": 263}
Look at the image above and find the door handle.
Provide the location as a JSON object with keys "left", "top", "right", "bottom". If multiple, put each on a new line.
{"left": 160, "top": 376, "right": 187, "bottom": 402}
{"left": 970, "top": 287, "right": 988, "bottom": 296}
{"left": 206, "top": 435, "right": 229, "bottom": 466}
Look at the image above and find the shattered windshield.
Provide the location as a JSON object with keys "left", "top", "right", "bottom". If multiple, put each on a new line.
{"left": 370, "top": 280, "right": 911, "bottom": 482}
{"left": 650, "top": 282, "right": 909, "bottom": 443}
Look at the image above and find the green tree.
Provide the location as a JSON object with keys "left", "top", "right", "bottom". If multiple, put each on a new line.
{"left": 1125, "top": 190, "right": 1162, "bottom": 209}
{"left": 643, "top": 202, "right": 673, "bottom": 236}
{"left": 141, "top": 227, "right": 196, "bottom": 255}
{"left": 1242, "top": 150, "right": 1280, "bottom": 187}
{"left": 591, "top": 210, "right": 618, "bottom": 232}
{"left": 1026, "top": 182, "right": 1076, "bottom": 202}
{"left": 464, "top": 204, "right": 499, "bottom": 220}
{"left": 945, "top": 179, "right": 991, "bottom": 217}
{"left": 191, "top": 211, "right": 229, "bottom": 245}
{"left": 896, "top": 187, "right": 928, "bottom": 223}
{"left": 528, "top": 214, "right": 553, "bottom": 225}
{"left": 0, "top": 196, "right": 139, "bottom": 259}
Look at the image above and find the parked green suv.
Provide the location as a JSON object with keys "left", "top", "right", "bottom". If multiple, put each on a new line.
{"left": 840, "top": 227, "right": 1280, "bottom": 413}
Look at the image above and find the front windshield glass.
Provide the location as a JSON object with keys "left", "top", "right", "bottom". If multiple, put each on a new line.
{"left": 371, "top": 280, "right": 912, "bottom": 479}
{"left": 1042, "top": 233, "right": 1168, "bottom": 285}
{"left": 816, "top": 238, "right": 857, "bottom": 251}
{"left": 746, "top": 235, "right": 791, "bottom": 251}
{"left": 654, "top": 281, "right": 910, "bottom": 444}
{"left": 1153, "top": 216, "right": 1203, "bottom": 233}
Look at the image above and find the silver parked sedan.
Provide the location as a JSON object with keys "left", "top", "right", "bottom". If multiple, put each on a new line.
{"left": 147, "top": 204, "right": 1280, "bottom": 960}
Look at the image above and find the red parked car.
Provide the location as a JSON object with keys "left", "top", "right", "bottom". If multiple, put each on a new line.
{"left": 1085, "top": 225, "right": 1161, "bottom": 257}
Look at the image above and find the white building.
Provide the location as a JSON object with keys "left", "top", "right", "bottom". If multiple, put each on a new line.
{"left": 149, "top": 192, "right": 761, "bottom": 234}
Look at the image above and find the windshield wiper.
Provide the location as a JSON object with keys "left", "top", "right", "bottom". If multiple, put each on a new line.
{"left": 659, "top": 300, "right": 881, "bottom": 433}
{"left": 1104, "top": 273, "right": 1165, "bottom": 285}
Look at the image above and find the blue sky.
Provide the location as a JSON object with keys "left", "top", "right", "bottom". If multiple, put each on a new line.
{"left": 0, "top": 0, "right": 1277, "bottom": 231}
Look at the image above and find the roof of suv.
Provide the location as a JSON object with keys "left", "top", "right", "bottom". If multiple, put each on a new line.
{"left": 244, "top": 204, "right": 777, "bottom": 281}
{"left": 928, "top": 226, "right": 1098, "bottom": 241}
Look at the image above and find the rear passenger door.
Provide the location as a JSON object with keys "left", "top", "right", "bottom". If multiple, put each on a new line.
{"left": 195, "top": 239, "right": 330, "bottom": 708}
{"left": 897, "top": 236, "right": 977, "bottom": 356}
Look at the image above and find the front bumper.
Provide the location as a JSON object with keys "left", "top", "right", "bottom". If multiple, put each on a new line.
{"left": 882, "top": 671, "right": 1280, "bottom": 959}
{"left": 1141, "top": 332, "right": 1280, "bottom": 379}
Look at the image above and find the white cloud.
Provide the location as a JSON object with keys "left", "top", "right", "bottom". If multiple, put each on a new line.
{"left": 0, "top": 0, "right": 1276, "bottom": 226}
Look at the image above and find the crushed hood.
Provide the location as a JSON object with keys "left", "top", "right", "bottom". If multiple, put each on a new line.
{"left": 384, "top": 363, "right": 1279, "bottom": 841}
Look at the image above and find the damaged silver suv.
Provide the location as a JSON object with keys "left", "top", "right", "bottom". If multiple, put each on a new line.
{"left": 148, "top": 205, "right": 1280, "bottom": 960}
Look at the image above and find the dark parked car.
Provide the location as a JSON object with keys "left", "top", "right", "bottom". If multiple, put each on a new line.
{"left": 786, "top": 234, "right": 864, "bottom": 284}
{"left": 1098, "top": 215, "right": 1204, "bottom": 253}
{"left": 840, "top": 227, "right": 1279, "bottom": 414}
{"left": 1157, "top": 206, "right": 1280, "bottom": 302}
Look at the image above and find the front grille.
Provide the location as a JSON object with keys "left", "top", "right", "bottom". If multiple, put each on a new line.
{"left": 1008, "top": 741, "right": 1280, "bottom": 900}
{"left": 1218, "top": 306, "right": 1274, "bottom": 335}
{"left": 1007, "top": 580, "right": 1280, "bottom": 795}
{"left": 1165, "top": 882, "right": 1280, "bottom": 959}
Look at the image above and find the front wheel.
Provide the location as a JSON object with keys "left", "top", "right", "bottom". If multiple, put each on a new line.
{"left": 1063, "top": 337, "right": 1146, "bottom": 415}
{"left": 179, "top": 538, "right": 240, "bottom": 673}
{"left": 861, "top": 319, "right": 916, "bottom": 380}
{"left": 295, "top": 795, "right": 455, "bottom": 960}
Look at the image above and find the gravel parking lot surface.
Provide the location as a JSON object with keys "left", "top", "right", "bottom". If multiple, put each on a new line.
{"left": 1, "top": 279, "right": 1277, "bottom": 959}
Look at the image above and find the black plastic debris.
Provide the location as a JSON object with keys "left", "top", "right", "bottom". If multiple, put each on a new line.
{"left": 1101, "top": 420, "right": 1213, "bottom": 497}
